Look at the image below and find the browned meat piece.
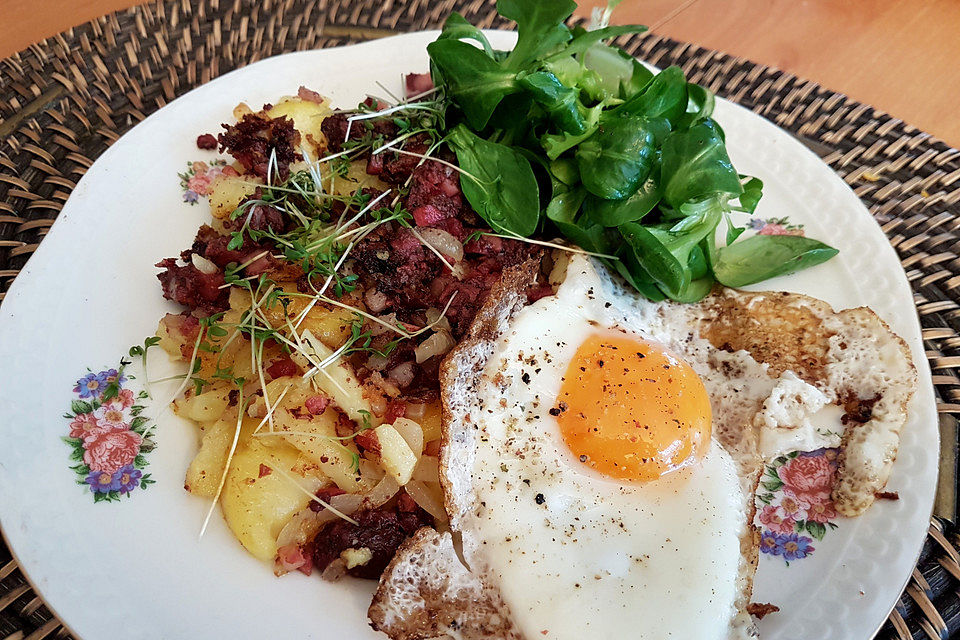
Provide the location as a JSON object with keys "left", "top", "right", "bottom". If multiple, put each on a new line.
{"left": 156, "top": 258, "right": 228, "bottom": 316}
{"left": 196, "top": 133, "right": 218, "bottom": 149}
{"left": 218, "top": 114, "right": 301, "bottom": 181}
{"left": 312, "top": 492, "right": 433, "bottom": 579}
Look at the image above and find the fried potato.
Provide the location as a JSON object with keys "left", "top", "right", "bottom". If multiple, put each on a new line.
{"left": 376, "top": 424, "right": 418, "bottom": 485}
{"left": 265, "top": 97, "right": 333, "bottom": 158}
{"left": 209, "top": 175, "right": 260, "bottom": 220}
{"left": 221, "top": 438, "right": 323, "bottom": 561}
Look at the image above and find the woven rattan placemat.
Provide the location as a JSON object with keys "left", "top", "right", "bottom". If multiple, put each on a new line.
{"left": 2, "top": 1, "right": 959, "bottom": 638}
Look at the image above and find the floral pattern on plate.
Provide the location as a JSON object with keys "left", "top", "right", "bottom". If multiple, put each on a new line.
{"left": 63, "top": 362, "right": 156, "bottom": 502}
{"left": 179, "top": 159, "right": 237, "bottom": 204}
{"left": 755, "top": 448, "right": 841, "bottom": 564}
{"left": 748, "top": 216, "right": 805, "bottom": 236}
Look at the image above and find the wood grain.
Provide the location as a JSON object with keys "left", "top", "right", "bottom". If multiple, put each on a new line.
{"left": 1, "top": 0, "right": 958, "bottom": 147}
{"left": 577, "top": 0, "right": 960, "bottom": 147}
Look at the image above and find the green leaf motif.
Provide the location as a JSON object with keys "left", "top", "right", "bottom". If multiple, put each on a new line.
{"left": 805, "top": 521, "right": 827, "bottom": 541}
{"left": 71, "top": 400, "right": 93, "bottom": 415}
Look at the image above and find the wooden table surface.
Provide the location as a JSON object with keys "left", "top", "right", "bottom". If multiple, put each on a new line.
{"left": 2, "top": 0, "right": 959, "bottom": 148}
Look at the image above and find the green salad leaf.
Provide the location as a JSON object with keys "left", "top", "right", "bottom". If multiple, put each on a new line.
{"left": 713, "top": 235, "right": 839, "bottom": 287}
{"left": 447, "top": 124, "right": 540, "bottom": 236}
{"left": 425, "top": 2, "right": 838, "bottom": 301}
{"left": 576, "top": 115, "right": 657, "bottom": 199}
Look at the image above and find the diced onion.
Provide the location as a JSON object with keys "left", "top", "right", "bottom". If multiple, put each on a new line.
{"left": 412, "top": 454, "right": 439, "bottom": 482}
{"left": 365, "top": 473, "right": 400, "bottom": 508}
{"left": 364, "top": 288, "right": 389, "bottom": 313}
{"left": 418, "top": 228, "right": 464, "bottom": 262}
{"left": 424, "top": 308, "right": 452, "bottom": 332}
{"left": 405, "top": 479, "right": 448, "bottom": 523}
{"left": 405, "top": 403, "right": 427, "bottom": 420}
{"left": 388, "top": 361, "right": 416, "bottom": 388}
{"left": 392, "top": 417, "right": 424, "bottom": 456}
{"left": 366, "top": 352, "right": 390, "bottom": 370}
{"left": 548, "top": 251, "right": 570, "bottom": 285}
{"left": 415, "top": 331, "right": 455, "bottom": 364}
{"left": 321, "top": 558, "right": 347, "bottom": 582}
{"left": 191, "top": 253, "right": 219, "bottom": 275}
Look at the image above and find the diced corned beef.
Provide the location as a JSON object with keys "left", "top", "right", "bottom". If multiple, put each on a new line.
{"left": 406, "top": 161, "right": 463, "bottom": 228}
{"left": 412, "top": 205, "right": 446, "bottom": 227}
{"left": 276, "top": 543, "right": 313, "bottom": 575}
{"left": 527, "top": 282, "right": 555, "bottom": 302}
{"left": 242, "top": 250, "right": 277, "bottom": 276}
{"left": 218, "top": 114, "right": 300, "bottom": 181}
{"left": 430, "top": 217, "right": 466, "bottom": 241}
{"left": 374, "top": 134, "right": 430, "bottom": 185}
{"left": 404, "top": 73, "right": 434, "bottom": 99}
{"left": 390, "top": 228, "right": 423, "bottom": 256}
{"left": 384, "top": 399, "right": 407, "bottom": 423}
{"left": 366, "top": 153, "right": 384, "bottom": 175}
{"left": 196, "top": 133, "right": 218, "bottom": 149}
{"left": 305, "top": 395, "right": 331, "bottom": 415}
{"left": 363, "top": 97, "right": 389, "bottom": 111}
{"left": 297, "top": 86, "right": 325, "bottom": 104}
{"left": 246, "top": 203, "right": 287, "bottom": 233}
{"left": 266, "top": 356, "right": 299, "bottom": 379}
{"left": 354, "top": 429, "right": 381, "bottom": 455}
{"left": 311, "top": 493, "right": 433, "bottom": 579}
{"left": 353, "top": 226, "right": 443, "bottom": 309}
{"left": 320, "top": 112, "right": 350, "bottom": 153}
{"left": 156, "top": 258, "right": 228, "bottom": 315}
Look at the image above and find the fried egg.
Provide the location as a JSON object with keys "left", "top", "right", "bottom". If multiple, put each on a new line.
{"left": 372, "top": 253, "right": 916, "bottom": 640}
{"left": 442, "top": 256, "right": 759, "bottom": 640}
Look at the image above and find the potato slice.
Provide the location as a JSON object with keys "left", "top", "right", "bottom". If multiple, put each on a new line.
{"left": 184, "top": 418, "right": 233, "bottom": 497}
{"left": 209, "top": 175, "right": 260, "bottom": 220}
{"left": 265, "top": 97, "right": 332, "bottom": 158}
{"left": 376, "top": 424, "right": 417, "bottom": 486}
{"left": 221, "top": 438, "right": 322, "bottom": 562}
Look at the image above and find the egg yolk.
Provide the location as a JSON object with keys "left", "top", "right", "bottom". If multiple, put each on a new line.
{"left": 555, "top": 334, "right": 712, "bottom": 482}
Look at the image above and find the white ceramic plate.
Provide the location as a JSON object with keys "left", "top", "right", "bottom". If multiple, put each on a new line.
{"left": 0, "top": 31, "right": 937, "bottom": 640}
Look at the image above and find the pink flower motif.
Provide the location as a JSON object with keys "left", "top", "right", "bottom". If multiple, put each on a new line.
{"left": 187, "top": 174, "right": 213, "bottom": 196}
{"left": 115, "top": 388, "right": 135, "bottom": 409}
{"left": 758, "top": 504, "right": 797, "bottom": 535}
{"left": 778, "top": 454, "right": 835, "bottom": 507}
{"left": 69, "top": 413, "right": 114, "bottom": 439}
{"left": 190, "top": 161, "right": 209, "bottom": 174}
{"left": 83, "top": 429, "right": 143, "bottom": 474}
{"left": 804, "top": 496, "right": 838, "bottom": 523}
{"left": 776, "top": 494, "right": 805, "bottom": 518}
{"left": 758, "top": 223, "right": 804, "bottom": 236}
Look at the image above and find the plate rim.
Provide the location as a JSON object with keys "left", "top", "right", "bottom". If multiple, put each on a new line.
{"left": 0, "top": 28, "right": 939, "bottom": 640}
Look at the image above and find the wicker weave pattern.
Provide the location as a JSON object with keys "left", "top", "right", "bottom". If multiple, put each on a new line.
{"left": 1, "top": 1, "right": 958, "bottom": 638}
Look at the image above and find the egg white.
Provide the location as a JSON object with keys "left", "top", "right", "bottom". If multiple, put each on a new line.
{"left": 460, "top": 257, "right": 755, "bottom": 640}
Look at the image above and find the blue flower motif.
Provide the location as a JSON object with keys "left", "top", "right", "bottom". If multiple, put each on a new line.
{"left": 74, "top": 372, "right": 107, "bottom": 399}
{"left": 85, "top": 469, "right": 120, "bottom": 493}
{"left": 115, "top": 465, "right": 142, "bottom": 493}
{"left": 759, "top": 531, "right": 783, "bottom": 556}
{"left": 183, "top": 190, "right": 199, "bottom": 204}
{"left": 99, "top": 368, "right": 127, "bottom": 387}
{"left": 779, "top": 532, "right": 815, "bottom": 562}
